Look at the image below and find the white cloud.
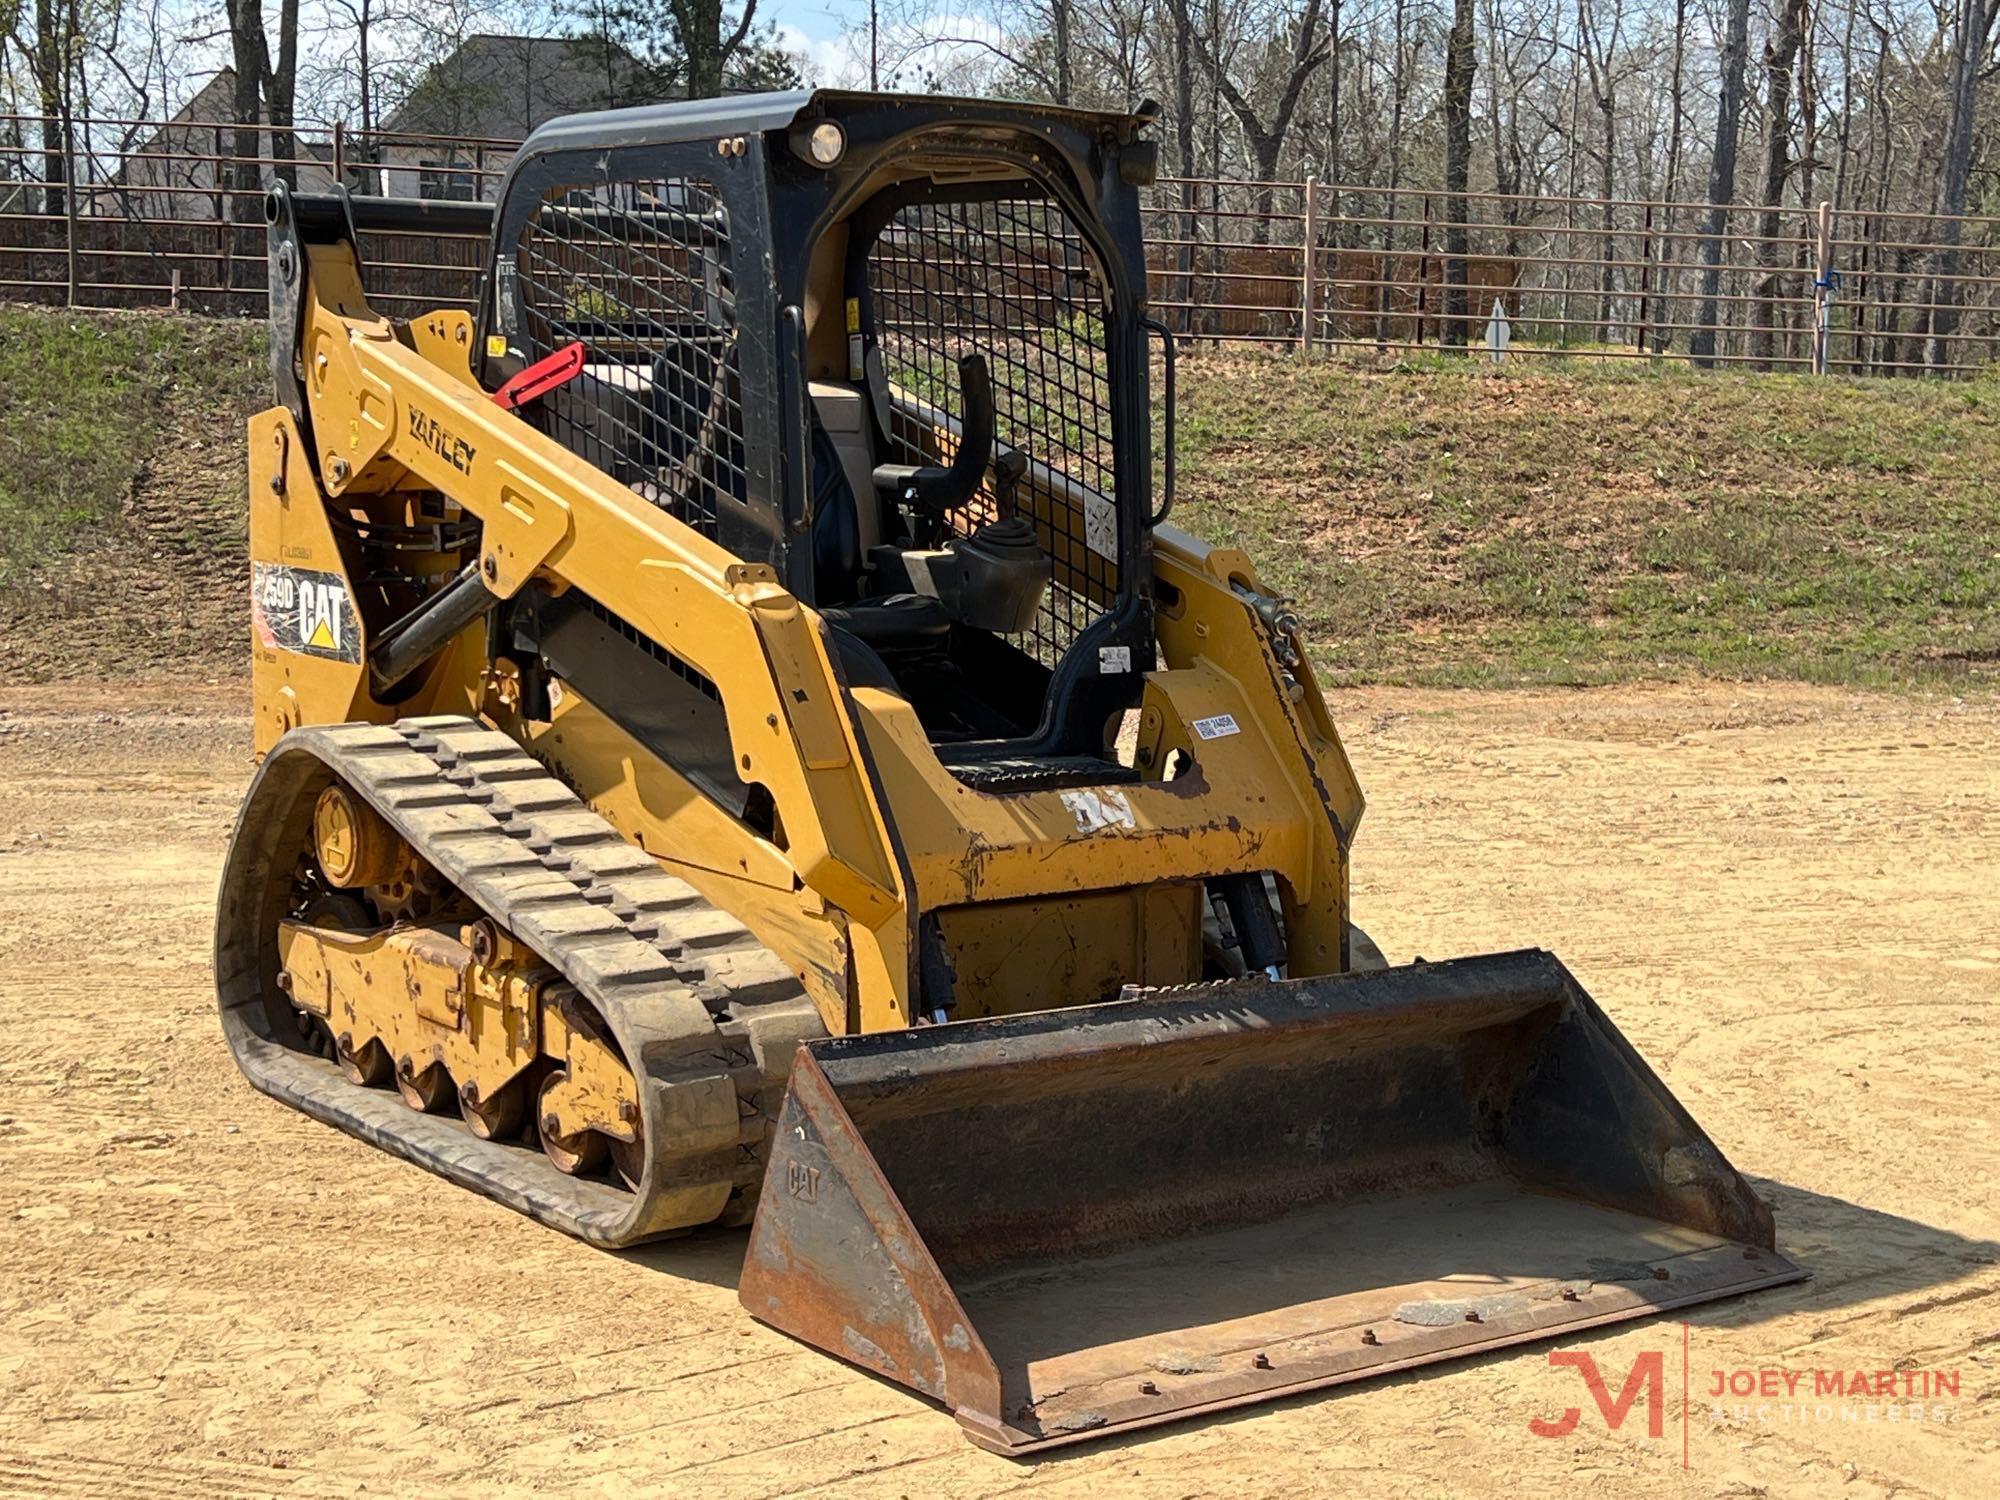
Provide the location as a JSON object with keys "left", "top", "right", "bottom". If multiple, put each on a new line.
{"left": 772, "top": 11, "right": 1016, "bottom": 94}
{"left": 772, "top": 23, "right": 868, "bottom": 87}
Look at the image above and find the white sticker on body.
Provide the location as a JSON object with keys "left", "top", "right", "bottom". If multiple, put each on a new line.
{"left": 1191, "top": 713, "right": 1241, "bottom": 740}
{"left": 1083, "top": 490, "right": 1118, "bottom": 560}
{"left": 1060, "top": 787, "right": 1136, "bottom": 835}
{"left": 1098, "top": 645, "right": 1132, "bottom": 674}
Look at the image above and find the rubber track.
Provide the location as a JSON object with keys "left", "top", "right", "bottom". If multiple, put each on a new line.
{"left": 215, "top": 715, "right": 826, "bottom": 1247}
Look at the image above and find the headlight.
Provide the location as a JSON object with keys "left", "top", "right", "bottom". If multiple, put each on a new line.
{"left": 805, "top": 121, "right": 844, "bottom": 167}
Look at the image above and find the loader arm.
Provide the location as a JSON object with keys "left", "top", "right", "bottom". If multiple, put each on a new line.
{"left": 288, "top": 236, "right": 902, "bottom": 931}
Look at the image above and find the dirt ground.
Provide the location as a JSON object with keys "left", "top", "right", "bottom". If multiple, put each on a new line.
{"left": 0, "top": 680, "right": 1993, "bottom": 1499}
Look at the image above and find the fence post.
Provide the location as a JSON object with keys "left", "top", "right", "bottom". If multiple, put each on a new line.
{"left": 63, "top": 124, "right": 80, "bottom": 308}
{"left": 1813, "top": 200, "right": 1834, "bottom": 376}
{"left": 1637, "top": 200, "right": 1654, "bottom": 354}
{"left": 1301, "top": 176, "right": 1318, "bottom": 353}
{"left": 1417, "top": 195, "right": 1433, "bottom": 347}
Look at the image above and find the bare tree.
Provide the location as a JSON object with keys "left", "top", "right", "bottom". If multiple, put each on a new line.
{"left": 1922, "top": 0, "right": 1999, "bottom": 369}
{"left": 1199, "top": 0, "right": 1331, "bottom": 235}
{"left": 1751, "top": 0, "right": 1808, "bottom": 368}
{"left": 1691, "top": 0, "right": 1752, "bottom": 367}
{"left": 4, "top": 0, "right": 78, "bottom": 214}
{"left": 1441, "top": 0, "right": 1475, "bottom": 345}
{"left": 1576, "top": 0, "right": 1630, "bottom": 342}
{"left": 667, "top": 0, "right": 765, "bottom": 96}
{"left": 223, "top": 0, "right": 265, "bottom": 219}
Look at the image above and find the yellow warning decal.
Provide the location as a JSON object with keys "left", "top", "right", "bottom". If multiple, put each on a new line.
{"left": 486, "top": 334, "right": 509, "bottom": 358}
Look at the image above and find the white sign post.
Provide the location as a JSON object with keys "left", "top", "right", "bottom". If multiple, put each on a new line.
{"left": 1485, "top": 298, "right": 1511, "bottom": 364}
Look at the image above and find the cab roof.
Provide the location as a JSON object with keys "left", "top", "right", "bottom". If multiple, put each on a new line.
{"left": 510, "top": 88, "right": 1154, "bottom": 160}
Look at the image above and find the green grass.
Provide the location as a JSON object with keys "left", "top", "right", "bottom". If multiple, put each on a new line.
{"left": 0, "top": 309, "right": 266, "bottom": 592}
{"left": 1168, "top": 349, "right": 2000, "bottom": 688}
{"left": 3, "top": 307, "right": 1995, "bottom": 690}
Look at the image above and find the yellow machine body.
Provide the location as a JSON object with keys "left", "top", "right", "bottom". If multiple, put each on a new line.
{"left": 218, "top": 90, "right": 1799, "bottom": 1455}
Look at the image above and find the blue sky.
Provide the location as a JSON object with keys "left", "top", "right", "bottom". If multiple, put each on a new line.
{"left": 764, "top": 0, "right": 873, "bottom": 83}
{"left": 757, "top": 0, "right": 1003, "bottom": 89}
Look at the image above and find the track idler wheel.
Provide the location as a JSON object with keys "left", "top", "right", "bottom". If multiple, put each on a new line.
{"left": 395, "top": 1056, "right": 452, "bottom": 1113}
{"left": 459, "top": 1075, "right": 527, "bottom": 1141}
{"left": 536, "top": 1071, "right": 607, "bottom": 1175}
{"left": 294, "top": 1010, "right": 337, "bottom": 1060}
{"left": 337, "top": 1034, "right": 392, "bottom": 1087}
{"left": 608, "top": 1124, "right": 646, "bottom": 1194}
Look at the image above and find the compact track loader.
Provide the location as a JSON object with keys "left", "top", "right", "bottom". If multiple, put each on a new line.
{"left": 218, "top": 90, "right": 1801, "bottom": 1452}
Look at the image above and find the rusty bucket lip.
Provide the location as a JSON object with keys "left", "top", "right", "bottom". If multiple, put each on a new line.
{"left": 744, "top": 948, "right": 1805, "bottom": 1457}
{"left": 959, "top": 1245, "right": 1808, "bottom": 1455}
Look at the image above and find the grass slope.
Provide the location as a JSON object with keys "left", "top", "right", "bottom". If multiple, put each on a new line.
{"left": 0, "top": 308, "right": 1994, "bottom": 688}
{"left": 1172, "top": 351, "right": 2000, "bottom": 687}
{"left": 0, "top": 310, "right": 266, "bottom": 680}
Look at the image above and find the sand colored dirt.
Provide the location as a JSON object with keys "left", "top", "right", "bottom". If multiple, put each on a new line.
{"left": 0, "top": 681, "right": 1993, "bottom": 1498}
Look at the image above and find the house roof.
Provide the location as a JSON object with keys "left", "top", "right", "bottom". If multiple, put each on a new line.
{"left": 125, "top": 69, "right": 244, "bottom": 156}
{"left": 380, "top": 34, "right": 656, "bottom": 141}
{"left": 117, "top": 69, "right": 333, "bottom": 185}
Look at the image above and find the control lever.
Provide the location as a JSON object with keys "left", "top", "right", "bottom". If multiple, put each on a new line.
{"left": 992, "top": 446, "right": 1029, "bottom": 522}
{"left": 872, "top": 354, "right": 997, "bottom": 513}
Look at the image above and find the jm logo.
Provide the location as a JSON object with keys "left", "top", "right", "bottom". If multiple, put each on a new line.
{"left": 1531, "top": 1350, "right": 1666, "bottom": 1438}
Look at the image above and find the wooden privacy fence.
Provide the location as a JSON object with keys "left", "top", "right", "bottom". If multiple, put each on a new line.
{"left": 6, "top": 112, "right": 2000, "bottom": 376}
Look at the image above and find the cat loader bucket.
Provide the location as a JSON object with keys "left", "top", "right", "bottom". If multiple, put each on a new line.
{"left": 741, "top": 949, "right": 1802, "bottom": 1453}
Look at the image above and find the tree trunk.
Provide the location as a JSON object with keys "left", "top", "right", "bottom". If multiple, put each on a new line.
{"left": 1751, "top": 0, "right": 1805, "bottom": 370}
{"left": 1923, "top": 0, "right": 1997, "bottom": 372}
{"left": 358, "top": 0, "right": 374, "bottom": 138}
{"left": 267, "top": 0, "right": 301, "bottom": 190}
{"left": 1052, "top": 0, "right": 1073, "bottom": 104}
{"left": 1440, "top": 0, "right": 1474, "bottom": 347}
{"left": 34, "top": 0, "right": 66, "bottom": 217}
{"left": 1831, "top": 0, "right": 1858, "bottom": 213}
{"left": 1860, "top": 18, "right": 1893, "bottom": 375}
{"left": 1171, "top": 0, "right": 1198, "bottom": 332}
{"left": 672, "top": 0, "right": 761, "bottom": 99}
{"left": 1691, "top": 0, "right": 1751, "bottom": 368}
{"left": 1327, "top": 0, "right": 1342, "bottom": 237}
{"left": 1251, "top": 133, "right": 1281, "bottom": 245}
{"left": 1659, "top": 0, "right": 1686, "bottom": 352}
{"left": 58, "top": 0, "right": 79, "bottom": 303}
{"left": 1376, "top": 0, "right": 1408, "bottom": 349}
{"left": 224, "top": 0, "right": 268, "bottom": 229}
{"left": 1597, "top": 103, "right": 1616, "bottom": 343}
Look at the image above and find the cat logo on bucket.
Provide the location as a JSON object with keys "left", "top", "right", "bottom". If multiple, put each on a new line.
{"left": 252, "top": 562, "right": 363, "bottom": 664}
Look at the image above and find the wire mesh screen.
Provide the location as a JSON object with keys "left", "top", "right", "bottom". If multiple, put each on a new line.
{"left": 869, "top": 192, "right": 1120, "bottom": 668}
{"left": 514, "top": 178, "right": 744, "bottom": 541}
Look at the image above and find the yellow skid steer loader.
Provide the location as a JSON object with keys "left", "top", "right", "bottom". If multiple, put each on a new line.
{"left": 217, "top": 90, "right": 1799, "bottom": 1452}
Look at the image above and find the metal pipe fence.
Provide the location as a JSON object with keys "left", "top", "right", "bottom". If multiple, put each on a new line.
{"left": 4, "top": 112, "right": 2000, "bottom": 375}
{"left": 1139, "top": 177, "right": 2000, "bottom": 375}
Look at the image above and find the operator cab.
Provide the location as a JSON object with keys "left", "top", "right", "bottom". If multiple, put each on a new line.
{"left": 481, "top": 92, "right": 1165, "bottom": 793}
